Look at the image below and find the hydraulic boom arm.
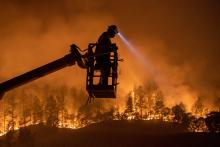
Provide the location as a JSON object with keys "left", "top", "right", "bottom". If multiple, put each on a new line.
{"left": 0, "top": 44, "right": 86, "bottom": 100}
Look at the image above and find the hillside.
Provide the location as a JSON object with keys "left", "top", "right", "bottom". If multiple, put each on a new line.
{"left": 0, "top": 120, "right": 219, "bottom": 147}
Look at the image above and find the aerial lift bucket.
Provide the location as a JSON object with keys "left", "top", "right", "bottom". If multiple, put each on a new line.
{"left": 86, "top": 43, "right": 118, "bottom": 98}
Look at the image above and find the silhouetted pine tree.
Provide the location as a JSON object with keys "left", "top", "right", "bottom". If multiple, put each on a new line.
{"left": 154, "top": 91, "right": 165, "bottom": 118}
{"left": 32, "top": 96, "right": 43, "bottom": 124}
{"left": 144, "top": 80, "right": 159, "bottom": 116}
{"left": 44, "top": 95, "right": 59, "bottom": 127}
{"left": 56, "top": 86, "right": 68, "bottom": 127}
{"left": 135, "top": 86, "right": 147, "bottom": 118}
{"left": 125, "top": 93, "right": 134, "bottom": 113}
{"left": 5, "top": 95, "right": 17, "bottom": 131}
{"left": 19, "top": 91, "right": 32, "bottom": 127}
{"left": 122, "top": 92, "right": 135, "bottom": 119}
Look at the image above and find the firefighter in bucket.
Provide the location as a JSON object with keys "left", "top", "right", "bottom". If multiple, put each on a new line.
{"left": 95, "top": 25, "right": 118, "bottom": 85}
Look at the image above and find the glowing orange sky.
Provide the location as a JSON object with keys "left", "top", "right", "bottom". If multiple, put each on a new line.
{"left": 0, "top": 0, "right": 220, "bottom": 109}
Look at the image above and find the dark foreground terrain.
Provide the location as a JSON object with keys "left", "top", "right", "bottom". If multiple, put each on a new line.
{"left": 0, "top": 120, "right": 219, "bottom": 147}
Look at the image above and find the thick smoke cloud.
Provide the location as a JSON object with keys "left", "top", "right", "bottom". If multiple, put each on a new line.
{"left": 0, "top": 0, "right": 220, "bottom": 109}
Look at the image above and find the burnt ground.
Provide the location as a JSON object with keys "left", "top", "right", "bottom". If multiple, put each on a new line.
{"left": 0, "top": 120, "right": 219, "bottom": 147}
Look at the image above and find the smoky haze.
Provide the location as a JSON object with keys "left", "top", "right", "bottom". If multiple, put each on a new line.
{"left": 0, "top": 0, "right": 220, "bottom": 109}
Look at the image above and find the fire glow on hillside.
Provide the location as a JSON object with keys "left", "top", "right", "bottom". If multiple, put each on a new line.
{"left": 0, "top": 82, "right": 212, "bottom": 136}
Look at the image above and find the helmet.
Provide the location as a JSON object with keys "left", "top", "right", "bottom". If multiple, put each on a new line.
{"left": 107, "top": 25, "right": 118, "bottom": 36}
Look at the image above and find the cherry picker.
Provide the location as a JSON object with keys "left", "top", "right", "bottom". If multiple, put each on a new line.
{"left": 0, "top": 25, "right": 120, "bottom": 100}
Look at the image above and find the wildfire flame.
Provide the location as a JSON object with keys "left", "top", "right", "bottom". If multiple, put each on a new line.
{"left": 0, "top": 84, "right": 215, "bottom": 136}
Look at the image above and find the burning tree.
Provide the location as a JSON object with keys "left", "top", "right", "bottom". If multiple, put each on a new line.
{"left": 32, "top": 96, "right": 43, "bottom": 124}
{"left": 0, "top": 82, "right": 217, "bottom": 135}
{"left": 143, "top": 81, "right": 160, "bottom": 119}
{"left": 171, "top": 103, "right": 194, "bottom": 129}
{"left": 122, "top": 92, "right": 136, "bottom": 119}
{"left": 19, "top": 91, "right": 32, "bottom": 127}
{"left": 56, "top": 85, "right": 68, "bottom": 127}
{"left": 134, "top": 86, "right": 147, "bottom": 119}
{"left": 44, "top": 95, "right": 59, "bottom": 127}
{"left": 172, "top": 103, "right": 186, "bottom": 123}
{"left": 77, "top": 101, "right": 105, "bottom": 126}
{"left": 153, "top": 91, "right": 165, "bottom": 119}
{"left": 161, "top": 107, "right": 172, "bottom": 121}
{"left": 171, "top": 103, "right": 202, "bottom": 130}
{"left": 192, "top": 97, "right": 205, "bottom": 117}
{"left": 5, "top": 94, "right": 17, "bottom": 131}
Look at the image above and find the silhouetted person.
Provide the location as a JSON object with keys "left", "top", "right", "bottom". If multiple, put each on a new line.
{"left": 95, "top": 25, "right": 118, "bottom": 85}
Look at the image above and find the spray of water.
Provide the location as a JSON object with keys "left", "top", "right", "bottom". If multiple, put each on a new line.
{"left": 117, "top": 32, "right": 156, "bottom": 75}
{"left": 118, "top": 32, "right": 197, "bottom": 109}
